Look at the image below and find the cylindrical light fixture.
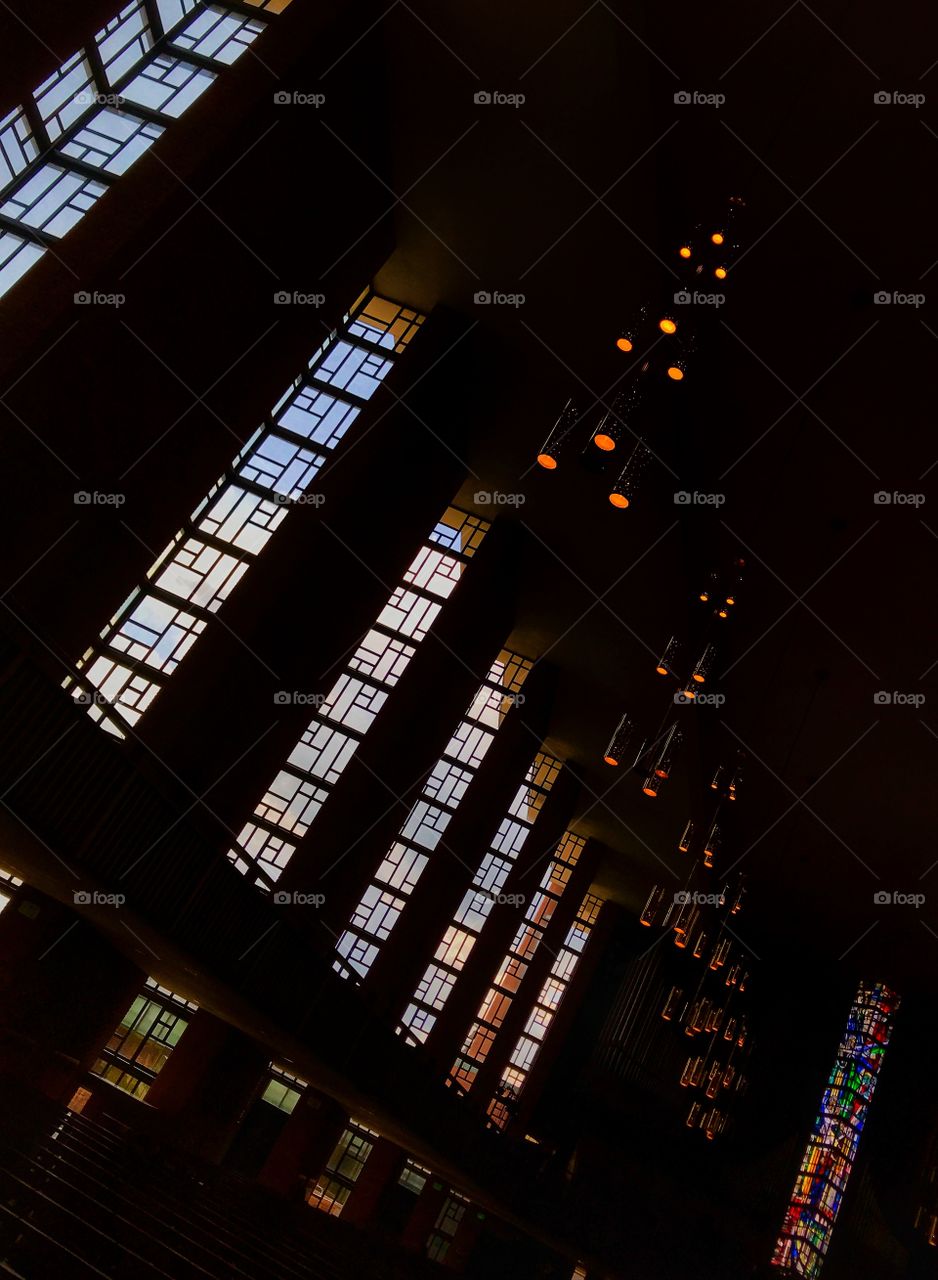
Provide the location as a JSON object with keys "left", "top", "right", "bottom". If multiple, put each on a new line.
{"left": 678, "top": 819, "right": 695, "bottom": 852}
{"left": 536, "top": 398, "right": 578, "bottom": 470}
{"left": 602, "top": 712, "right": 633, "bottom": 766}
{"left": 691, "top": 643, "right": 717, "bottom": 685}
{"left": 656, "top": 635, "right": 681, "bottom": 677}
{"left": 639, "top": 884, "right": 666, "bottom": 927}
{"left": 608, "top": 442, "right": 650, "bottom": 509}
{"left": 666, "top": 357, "right": 687, "bottom": 382}
{"left": 653, "top": 724, "right": 682, "bottom": 779}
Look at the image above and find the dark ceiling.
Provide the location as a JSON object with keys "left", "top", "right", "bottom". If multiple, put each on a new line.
{"left": 363, "top": 0, "right": 938, "bottom": 985}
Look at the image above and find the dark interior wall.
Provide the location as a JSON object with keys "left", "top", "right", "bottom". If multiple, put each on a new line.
{"left": 0, "top": 1, "right": 398, "bottom": 667}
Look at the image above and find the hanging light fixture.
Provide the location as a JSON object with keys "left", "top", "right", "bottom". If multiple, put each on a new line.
{"left": 698, "top": 571, "right": 718, "bottom": 603}
{"left": 658, "top": 315, "right": 678, "bottom": 335}
{"left": 639, "top": 884, "right": 667, "bottom": 927}
{"left": 656, "top": 636, "right": 681, "bottom": 677}
{"left": 662, "top": 986, "right": 684, "bottom": 1020}
{"left": 691, "top": 643, "right": 717, "bottom": 685}
{"left": 603, "top": 713, "right": 633, "bottom": 766}
{"left": 591, "top": 390, "right": 631, "bottom": 452}
{"left": 608, "top": 443, "right": 650, "bottom": 509}
{"left": 652, "top": 724, "right": 682, "bottom": 779}
{"left": 727, "top": 765, "right": 742, "bottom": 800}
{"left": 703, "top": 822, "right": 721, "bottom": 868}
{"left": 678, "top": 819, "right": 695, "bottom": 852}
{"left": 714, "top": 266, "right": 727, "bottom": 280}
{"left": 710, "top": 765, "right": 725, "bottom": 792}
{"left": 711, "top": 231, "right": 725, "bottom": 246}
{"left": 667, "top": 357, "right": 687, "bottom": 382}
{"left": 536, "top": 398, "right": 579, "bottom": 470}
{"left": 679, "top": 244, "right": 692, "bottom": 260}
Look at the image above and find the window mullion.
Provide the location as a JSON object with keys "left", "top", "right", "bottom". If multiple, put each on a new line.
{"left": 0, "top": 212, "right": 54, "bottom": 246}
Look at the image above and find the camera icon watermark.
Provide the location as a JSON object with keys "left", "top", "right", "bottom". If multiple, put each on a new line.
{"left": 873, "top": 90, "right": 925, "bottom": 107}
{"left": 272, "top": 890, "right": 326, "bottom": 905}
{"left": 274, "top": 290, "right": 326, "bottom": 306}
{"left": 873, "top": 889, "right": 925, "bottom": 906}
{"left": 271, "top": 491, "right": 325, "bottom": 507}
{"left": 74, "top": 490, "right": 126, "bottom": 507}
{"left": 473, "top": 490, "right": 526, "bottom": 507}
{"left": 873, "top": 290, "right": 925, "bottom": 306}
{"left": 673, "top": 89, "right": 725, "bottom": 108}
{"left": 473, "top": 90, "right": 525, "bottom": 107}
{"left": 274, "top": 691, "right": 328, "bottom": 706}
{"left": 74, "top": 290, "right": 125, "bottom": 307}
{"left": 873, "top": 490, "right": 925, "bottom": 506}
{"left": 873, "top": 690, "right": 925, "bottom": 707}
{"left": 675, "top": 690, "right": 725, "bottom": 707}
{"left": 274, "top": 90, "right": 325, "bottom": 106}
{"left": 472, "top": 290, "right": 525, "bottom": 307}
{"left": 674, "top": 490, "right": 725, "bottom": 506}
{"left": 72, "top": 688, "right": 110, "bottom": 707}
{"left": 673, "top": 290, "right": 725, "bottom": 307}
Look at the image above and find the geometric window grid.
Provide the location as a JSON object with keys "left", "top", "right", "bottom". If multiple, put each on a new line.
{"left": 64, "top": 290, "right": 425, "bottom": 737}
{"left": 227, "top": 504, "right": 489, "bottom": 891}
{"left": 306, "top": 1119, "right": 379, "bottom": 1218}
{"left": 333, "top": 648, "right": 534, "bottom": 984}
{"left": 426, "top": 1193, "right": 468, "bottom": 1263}
{"left": 0, "top": 2, "right": 286, "bottom": 301}
{"left": 399, "top": 753, "right": 564, "bottom": 1047}
{"left": 448, "top": 831, "right": 585, "bottom": 1091}
{"left": 486, "top": 893, "right": 604, "bottom": 1130}
{"left": 90, "top": 977, "right": 198, "bottom": 1101}
{"left": 772, "top": 981, "right": 899, "bottom": 1279}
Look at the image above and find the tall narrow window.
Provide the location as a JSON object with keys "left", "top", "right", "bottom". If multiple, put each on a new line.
{"left": 228, "top": 505, "right": 488, "bottom": 889}
{"left": 0, "top": 1, "right": 290, "bottom": 301}
{"left": 65, "top": 292, "right": 424, "bottom": 736}
{"left": 306, "top": 1120, "right": 378, "bottom": 1217}
{"left": 399, "top": 752, "right": 563, "bottom": 1046}
{"left": 91, "top": 978, "right": 197, "bottom": 1099}
{"left": 486, "top": 893, "right": 604, "bottom": 1129}
{"left": 426, "top": 1193, "right": 468, "bottom": 1262}
{"left": 333, "top": 649, "right": 533, "bottom": 983}
{"left": 772, "top": 981, "right": 899, "bottom": 1279}
{"left": 0, "top": 866, "right": 24, "bottom": 914}
{"left": 448, "top": 831, "right": 585, "bottom": 1090}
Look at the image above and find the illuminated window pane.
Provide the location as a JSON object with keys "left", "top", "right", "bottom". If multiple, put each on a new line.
{"left": 92, "top": 978, "right": 197, "bottom": 1100}
{"left": 0, "top": 108, "right": 40, "bottom": 190}
{"left": 121, "top": 53, "right": 217, "bottom": 118}
{"left": 1, "top": 164, "right": 108, "bottom": 237}
{"left": 401, "top": 754, "right": 561, "bottom": 1040}
{"left": 67, "top": 290, "right": 425, "bottom": 737}
{"left": 307, "top": 1122, "right": 377, "bottom": 1218}
{"left": 170, "top": 6, "right": 264, "bottom": 66}
{"left": 155, "top": 0, "right": 200, "bottom": 34}
{"left": 0, "top": 232, "right": 45, "bottom": 299}
{"left": 33, "top": 52, "right": 96, "bottom": 142}
{"left": 95, "top": 3, "right": 155, "bottom": 84}
{"left": 61, "top": 107, "right": 164, "bottom": 175}
{"left": 772, "top": 982, "right": 899, "bottom": 1279}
